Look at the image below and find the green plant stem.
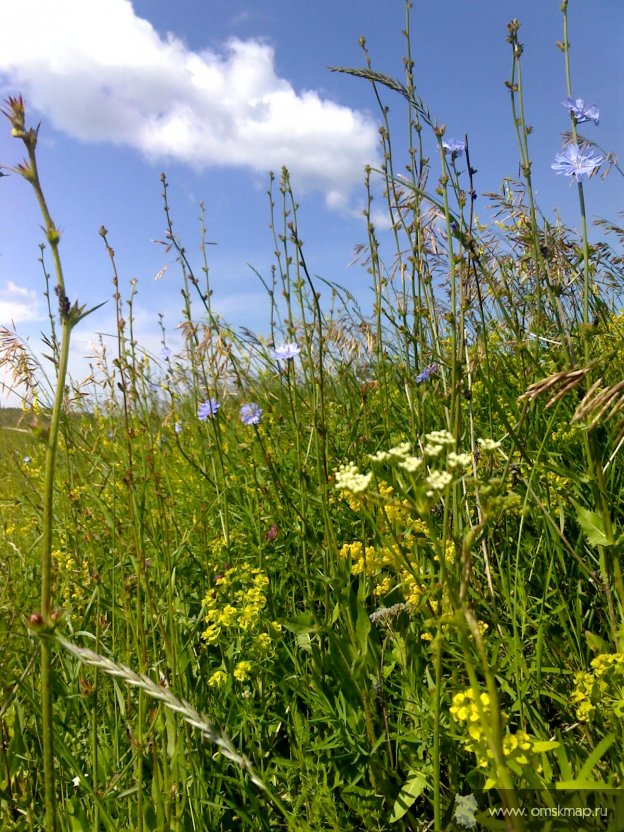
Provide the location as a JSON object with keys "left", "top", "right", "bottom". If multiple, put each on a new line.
{"left": 560, "top": 1, "right": 622, "bottom": 635}
{"left": 10, "top": 119, "right": 73, "bottom": 832}
{"left": 432, "top": 631, "right": 442, "bottom": 832}
{"left": 436, "top": 138, "right": 461, "bottom": 447}
{"left": 0, "top": 99, "right": 74, "bottom": 826}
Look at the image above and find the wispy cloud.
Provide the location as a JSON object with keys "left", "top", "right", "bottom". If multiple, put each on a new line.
{"left": 0, "top": 281, "right": 41, "bottom": 324}
{"left": 0, "top": 0, "right": 379, "bottom": 207}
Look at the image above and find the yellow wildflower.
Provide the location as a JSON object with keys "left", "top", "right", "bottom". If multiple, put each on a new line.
{"left": 208, "top": 670, "right": 227, "bottom": 689}
{"left": 233, "top": 661, "right": 253, "bottom": 682}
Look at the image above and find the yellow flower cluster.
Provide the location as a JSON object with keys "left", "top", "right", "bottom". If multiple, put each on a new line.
{"left": 53, "top": 546, "right": 91, "bottom": 615}
{"left": 202, "top": 563, "right": 279, "bottom": 687}
{"left": 338, "top": 481, "right": 489, "bottom": 643}
{"left": 340, "top": 481, "right": 428, "bottom": 533}
{"left": 338, "top": 482, "right": 460, "bottom": 635}
{"left": 208, "top": 669, "right": 227, "bottom": 689}
{"left": 340, "top": 489, "right": 364, "bottom": 513}
{"left": 202, "top": 563, "right": 270, "bottom": 642}
{"left": 571, "top": 652, "right": 624, "bottom": 723}
{"left": 537, "top": 467, "right": 574, "bottom": 508}
{"left": 338, "top": 541, "right": 379, "bottom": 576}
{"left": 450, "top": 687, "right": 556, "bottom": 782}
{"left": 233, "top": 660, "right": 253, "bottom": 682}
{"left": 435, "top": 539, "right": 457, "bottom": 565}
{"left": 338, "top": 535, "right": 453, "bottom": 609}
{"left": 401, "top": 570, "right": 427, "bottom": 609}
{"left": 377, "top": 483, "right": 414, "bottom": 526}
{"left": 251, "top": 632, "right": 272, "bottom": 656}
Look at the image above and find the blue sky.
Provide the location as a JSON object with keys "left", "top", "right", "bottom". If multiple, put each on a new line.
{"left": 0, "top": 0, "right": 622, "bottom": 403}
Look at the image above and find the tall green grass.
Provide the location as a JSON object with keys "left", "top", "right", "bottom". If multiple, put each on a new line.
{"left": 1, "top": 5, "right": 623, "bottom": 831}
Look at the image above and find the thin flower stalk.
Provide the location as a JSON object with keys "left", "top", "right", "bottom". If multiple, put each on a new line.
{"left": 506, "top": 20, "right": 559, "bottom": 361}
{"left": 559, "top": 1, "right": 621, "bottom": 641}
{"left": 2, "top": 95, "right": 71, "bottom": 832}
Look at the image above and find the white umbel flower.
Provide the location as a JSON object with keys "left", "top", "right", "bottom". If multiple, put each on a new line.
{"left": 425, "top": 429, "right": 455, "bottom": 447}
{"left": 398, "top": 455, "right": 423, "bottom": 473}
{"left": 447, "top": 451, "right": 472, "bottom": 469}
{"left": 335, "top": 462, "right": 373, "bottom": 494}
{"left": 426, "top": 470, "right": 453, "bottom": 495}
{"left": 477, "top": 437, "right": 503, "bottom": 452}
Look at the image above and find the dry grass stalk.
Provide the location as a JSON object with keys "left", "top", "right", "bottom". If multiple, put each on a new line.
{"left": 0, "top": 326, "right": 40, "bottom": 398}
{"left": 573, "top": 379, "right": 624, "bottom": 428}
{"left": 518, "top": 365, "right": 590, "bottom": 409}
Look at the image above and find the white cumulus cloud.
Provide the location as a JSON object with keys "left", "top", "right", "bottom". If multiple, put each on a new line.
{"left": 0, "top": 0, "right": 380, "bottom": 206}
{"left": 0, "top": 281, "right": 41, "bottom": 324}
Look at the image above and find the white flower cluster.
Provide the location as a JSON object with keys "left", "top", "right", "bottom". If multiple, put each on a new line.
{"left": 334, "top": 462, "right": 373, "bottom": 494}
{"left": 340, "top": 429, "right": 475, "bottom": 503}
{"left": 368, "top": 442, "right": 422, "bottom": 473}
{"left": 398, "top": 455, "right": 422, "bottom": 473}
{"left": 388, "top": 442, "right": 412, "bottom": 458}
{"left": 368, "top": 449, "right": 391, "bottom": 463}
{"left": 447, "top": 451, "right": 472, "bottom": 469}
{"left": 424, "top": 429, "right": 459, "bottom": 459}
{"left": 426, "top": 470, "right": 453, "bottom": 496}
{"left": 477, "top": 437, "right": 503, "bottom": 452}
{"left": 368, "top": 442, "right": 412, "bottom": 463}
{"left": 425, "top": 429, "right": 455, "bottom": 447}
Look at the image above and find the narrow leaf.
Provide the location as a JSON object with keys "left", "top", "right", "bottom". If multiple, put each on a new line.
{"left": 389, "top": 772, "right": 427, "bottom": 822}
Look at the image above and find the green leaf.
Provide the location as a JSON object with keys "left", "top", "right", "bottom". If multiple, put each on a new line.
{"left": 68, "top": 299, "right": 108, "bottom": 328}
{"left": 577, "top": 733, "right": 616, "bottom": 782}
{"left": 296, "top": 631, "right": 312, "bottom": 651}
{"left": 355, "top": 601, "right": 371, "bottom": 656}
{"left": 572, "top": 500, "right": 613, "bottom": 547}
{"left": 585, "top": 630, "right": 611, "bottom": 655}
{"left": 389, "top": 771, "right": 427, "bottom": 822}
{"left": 532, "top": 740, "right": 560, "bottom": 753}
{"left": 555, "top": 779, "right": 609, "bottom": 791}
{"left": 283, "top": 612, "right": 318, "bottom": 634}
{"left": 453, "top": 794, "right": 479, "bottom": 830}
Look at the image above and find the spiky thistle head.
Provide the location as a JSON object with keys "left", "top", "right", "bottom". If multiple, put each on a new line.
{"left": 1, "top": 94, "right": 26, "bottom": 135}
{"left": 2, "top": 94, "right": 39, "bottom": 152}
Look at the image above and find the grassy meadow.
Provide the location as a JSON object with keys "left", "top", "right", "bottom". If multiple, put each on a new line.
{"left": 2, "top": 8, "right": 624, "bottom": 831}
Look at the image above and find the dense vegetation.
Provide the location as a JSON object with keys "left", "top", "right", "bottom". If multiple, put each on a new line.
{"left": 1, "top": 6, "right": 623, "bottom": 830}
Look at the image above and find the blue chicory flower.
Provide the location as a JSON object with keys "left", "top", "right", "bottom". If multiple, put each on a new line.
{"left": 160, "top": 346, "right": 172, "bottom": 360}
{"left": 174, "top": 422, "right": 182, "bottom": 434}
{"left": 416, "top": 362, "right": 438, "bottom": 384}
{"left": 23, "top": 455, "right": 31, "bottom": 464}
{"left": 551, "top": 143, "right": 603, "bottom": 182}
{"left": 562, "top": 97, "right": 600, "bottom": 126}
{"left": 442, "top": 139, "right": 465, "bottom": 160}
{"left": 240, "top": 403, "right": 262, "bottom": 426}
{"left": 272, "top": 342, "right": 301, "bottom": 361}
{"left": 197, "top": 399, "right": 220, "bottom": 420}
